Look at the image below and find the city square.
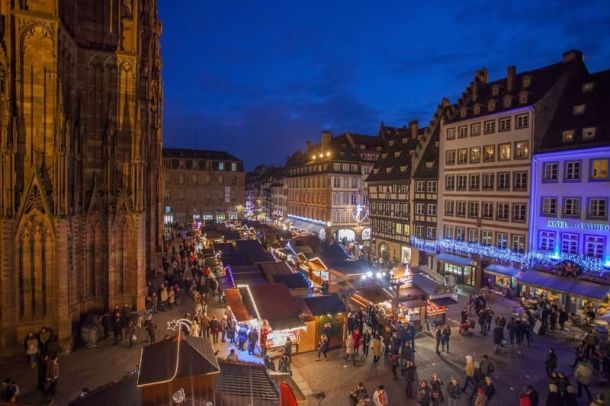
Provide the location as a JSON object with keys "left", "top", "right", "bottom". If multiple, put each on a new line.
{"left": 0, "top": 1, "right": 609, "bottom": 406}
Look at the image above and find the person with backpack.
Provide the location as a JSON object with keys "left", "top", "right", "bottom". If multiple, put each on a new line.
{"left": 1, "top": 378, "right": 19, "bottom": 402}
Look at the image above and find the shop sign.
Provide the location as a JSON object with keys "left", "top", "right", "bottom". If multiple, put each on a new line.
{"left": 546, "top": 220, "right": 610, "bottom": 232}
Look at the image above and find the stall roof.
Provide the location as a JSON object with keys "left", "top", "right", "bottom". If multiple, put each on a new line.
{"left": 225, "top": 289, "right": 256, "bottom": 322}
{"left": 223, "top": 230, "right": 241, "bottom": 241}
{"left": 222, "top": 254, "right": 250, "bottom": 267}
{"left": 328, "top": 259, "right": 371, "bottom": 276}
{"left": 289, "top": 219, "right": 324, "bottom": 234}
{"left": 216, "top": 360, "right": 279, "bottom": 405}
{"left": 485, "top": 264, "right": 521, "bottom": 277}
{"left": 353, "top": 286, "right": 394, "bottom": 305}
{"left": 235, "top": 240, "right": 275, "bottom": 264}
{"left": 259, "top": 262, "right": 293, "bottom": 278}
{"left": 272, "top": 273, "right": 309, "bottom": 290}
{"left": 412, "top": 273, "right": 442, "bottom": 296}
{"left": 434, "top": 253, "right": 475, "bottom": 267}
{"left": 398, "top": 286, "right": 427, "bottom": 300}
{"left": 246, "top": 284, "right": 305, "bottom": 331}
{"left": 214, "top": 242, "right": 236, "bottom": 254}
{"left": 431, "top": 297, "right": 458, "bottom": 306}
{"left": 301, "top": 294, "right": 345, "bottom": 316}
{"left": 517, "top": 271, "right": 609, "bottom": 300}
{"left": 69, "top": 372, "right": 140, "bottom": 406}
{"left": 137, "top": 335, "right": 220, "bottom": 387}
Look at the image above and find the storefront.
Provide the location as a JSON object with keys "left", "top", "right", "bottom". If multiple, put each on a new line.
{"left": 435, "top": 253, "right": 477, "bottom": 286}
{"left": 483, "top": 264, "right": 520, "bottom": 296}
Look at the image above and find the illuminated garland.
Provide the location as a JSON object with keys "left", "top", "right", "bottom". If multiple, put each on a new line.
{"left": 410, "top": 236, "right": 609, "bottom": 276}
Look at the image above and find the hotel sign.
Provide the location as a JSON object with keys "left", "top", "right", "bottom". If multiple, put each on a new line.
{"left": 546, "top": 220, "right": 610, "bottom": 232}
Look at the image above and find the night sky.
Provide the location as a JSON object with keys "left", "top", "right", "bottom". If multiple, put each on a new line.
{"left": 159, "top": 0, "right": 610, "bottom": 170}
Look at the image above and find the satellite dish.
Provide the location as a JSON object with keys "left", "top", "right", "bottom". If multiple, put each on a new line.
{"left": 172, "top": 388, "right": 186, "bottom": 404}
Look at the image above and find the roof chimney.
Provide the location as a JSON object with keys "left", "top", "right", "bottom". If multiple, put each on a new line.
{"left": 471, "top": 78, "right": 479, "bottom": 102}
{"left": 562, "top": 49, "right": 583, "bottom": 64}
{"left": 477, "top": 68, "right": 488, "bottom": 84}
{"left": 305, "top": 140, "right": 312, "bottom": 152}
{"left": 409, "top": 120, "right": 418, "bottom": 140}
{"left": 321, "top": 130, "right": 332, "bottom": 147}
{"left": 507, "top": 65, "right": 516, "bottom": 92}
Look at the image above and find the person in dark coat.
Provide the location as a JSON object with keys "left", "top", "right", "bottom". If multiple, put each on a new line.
{"left": 441, "top": 325, "right": 451, "bottom": 353}
{"left": 545, "top": 383, "right": 561, "bottom": 406}
{"left": 558, "top": 308, "right": 568, "bottom": 330}
{"left": 403, "top": 361, "right": 416, "bottom": 398}
{"left": 36, "top": 354, "right": 48, "bottom": 392}
{"left": 562, "top": 385, "right": 577, "bottom": 406}
{"left": 545, "top": 348, "right": 558, "bottom": 377}
{"left": 493, "top": 325, "right": 504, "bottom": 353}
{"left": 435, "top": 326, "right": 443, "bottom": 354}
{"left": 430, "top": 373, "right": 444, "bottom": 406}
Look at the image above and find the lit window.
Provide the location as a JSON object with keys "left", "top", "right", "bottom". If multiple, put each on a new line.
{"left": 519, "top": 93, "right": 529, "bottom": 104}
{"left": 522, "top": 77, "right": 531, "bottom": 88}
{"left": 496, "top": 232, "right": 508, "bottom": 249}
{"left": 498, "top": 143, "right": 511, "bottom": 161}
{"left": 470, "top": 147, "right": 481, "bottom": 163}
{"left": 458, "top": 126, "right": 468, "bottom": 138}
{"left": 468, "top": 201, "right": 479, "bottom": 218}
{"left": 474, "top": 105, "right": 481, "bottom": 115}
{"left": 446, "top": 128, "right": 456, "bottom": 140}
{"left": 496, "top": 203, "right": 509, "bottom": 221}
{"left": 446, "top": 150, "right": 456, "bottom": 165}
{"left": 218, "top": 162, "right": 225, "bottom": 171}
{"left": 542, "top": 197, "right": 557, "bottom": 217}
{"left": 588, "top": 198, "right": 607, "bottom": 219}
{"left": 562, "top": 131, "right": 574, "bottom": 142}
{"left": 499, "top": 117, "right": 511, "bottom": 132}
{"left": 492, "top": 85, "right": 500, "bottom": 96}
{"left": 456, "top": 201, "right": 466, "bottom": 217}
{"left": 457, "top": 148, "right": 468, "bottom": 164}
{"left": 514, "top": 141, "right": 529, "bottom": 159}
{"left": 488, "top": 100, "right": 496, "bottom": 112}
{"left": 565, "top": 161, "right": 581, "bottom": 181}
{"left": 591, "top": 159, "right": 608, "bottom": 180}
{"left": 512, "top": 203, "right": 527, "bottom": 222}
{"left": 469, "top": 174, "right": 480, "bottom": 190}
{"left": 585, "top": 235, "right": 605, "bottom": 259}
{"left": 582, "top": 82, "right": 594, "bottom": 93}
{"left": 503, "top": 96, "right": 512, "bottom": 108}
{"left": 512, "top": 234, "right": 525, "bottom": 253}
{"left": 539, "top": 231, "right": 556, "bottom": 252}
{"left": 573, "top": 105, "right": 585, "bottom": 115}
{"left": 482, "top": 230, "right": 493, "bottom": 246}
{"left": 444, "top": 200, "right": 454, "bottom": 216}
{"left": 471, "top": 122, "right": 481, "bottom": 136}
{"left": 445, "top": 175, "right": 455, "bottom": 190}
{"left": 543, "top": 163, "right": 558, "bottom": 182}
{"left": 516, "top": 113, "right": 529, "bottom": 129}
{"left": 484, "top": 120, "right": 495, "bottom": 134}
{"left": 483, "top": 145, "right": 495, "bottom": 162}
{"left": 460, "top": 108, "right": 467, "bottom": 118}
{"left": 582, "top": 128, "right": 597, "bottom": 140}
{"left": 482, "top": 173, "right": 494, "bottom": 190}
{"left": 482, "top": 202, "right": 494, "bottom": 219}
{"left": 563, "top": 197, "right": 580, "bottom": 217}
{"left": 561, "top": 233, "right": 579, "bottom": 255}
{"left": 497, "top": 173, "right": 510, "bottom": 191}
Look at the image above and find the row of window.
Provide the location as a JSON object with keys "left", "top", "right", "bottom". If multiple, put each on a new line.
{"left": 538, "top": 231, "right": 605, "bottom": 259}
{"left": 370, "top": 201, "right": 409, "bottom": 217}
{"left": 170, "top": 173, "right": 237, "bottom": 186}
{"left": 369, "top": 184, "right": 409, "bottom": 194}
{"left": 443, "top": 226, "right": 526, "bottom": 253}
{"left": 414, "top": 225, "right": 436, "bottom": 240}
{"left": 165, "top": 159, "right": 239, "bottom": 172}
{"left": 415, "top": 180, "right": 438, "bottom": 193}
{"left": 331, "top": 192, "right": 362, "bottom": 206}
{"left": 541, "top": 197, "right": 608, "bottom": 219}
{"left": 445, "top": 141, "right": 529, "bottom": 165}
{"left": 415, "top": 203, "right": 437, "bottom": 217}
{"left": 371, "top": 219, "right": 410, "bottom": 237}
{"left": 445, "top": 171, "right": 528, "bottom": 192}
{"left": 444, "top": 201, "right": 527, "bottom": 222}
{"left": 446, "top": 113, "right": 530, "bottom": 141}
{"left": 542, "top": 159, "right": 609, "bottom": 182}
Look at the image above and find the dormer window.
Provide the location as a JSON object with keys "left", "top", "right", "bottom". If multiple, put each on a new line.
{"left": 360, "top": 144, "right": 365, "bottom": 149}
{"left": 373, "top": 168, "right": 379, "bottom": 174}
{"left": 519, "top": 92, "right": 529, "bottom": 104}
{"left": 562, "top": 130, "right": 574, "bottom": 142}
{"left": 388, "top": 140, "right": 395, "bottom": 147}
{"left": 492, "top": 84, "right": 500, "bottom": 96}
{"left": 381, "top": 153, "right": 388, "bottom": 159}
{"left": 573, "top": 104, "right": 585, "bottom": 115}
{"left": 503, "top": 95, "right": 512, "bottom": 109}
{"left": 473, "top": 104, "right": 481, "bottom": 115}
{"left": 402, "top": 137, "right": 408, "bottom": 144}
{"left": 394, "top": 151, "right": 401, "bottom": 158}
{"left": 583, "top": 127, "right": 597, "bottom": 140}
{"left": 400, "top": 165, "right": 408, "bottom": 172}
{"left": 488, "top": 100, "right": 496, "bottom": 112}
{"left": 522, "top": 76, "right": 531, "bottom": 88}
{"left": 460, "top": 107, "right": 467, "bottom": 118}
{"left": 582, "top": 82, "right": 594, "bottom": 93}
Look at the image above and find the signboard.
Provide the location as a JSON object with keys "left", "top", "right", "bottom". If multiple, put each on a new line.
{"left": 546, "top": 220, "right": 609, "bottom": 232}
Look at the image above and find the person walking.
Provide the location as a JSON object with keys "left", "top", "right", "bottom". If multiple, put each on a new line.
{"left": 403, "top": 360, "right": 416, "bottom": 399}
{"left": 352, "top": 329, "right": 362, "bottom": 356}
{"left": 446, "top": 377, "right": 461, "bottom": 406}
{"left": 417, "top": 380, "right": 431, "bottom": 406}
{"left": 36, "top": 354, "right": 48, "bottom": 392}
{"left": 435, "top": 326, "right": 442, "bottom": 354}
{"left": 430, "top": 373, "right": 444, "bottom": 406}
{"left": 474, "top": 387, "right": 488, "bottom": 406}
{"left": 344, "top": 335, "right": 356, "bottom": 366}
{"left": 372, "top": 334, "right": 382, "bottom": 365}
{"left": 247, "top": 327, "right": 259, "bottom": 355}
{"left": 372, "top": 384, "right": 388, "bottom": 406}
{"left": 545, "top": 348, "right": 558, "bottom": 377}
{"left": 126, "top": 321, "right": 137, "bottom": 348}
{"left": 349, "top": 382, "right": 369, "bottom": 406}
{"left": 145, "top": 315, "right": 156, "bottom": 344}
{"left": 545, "top": 383, "right": 561, "bottom": 405}
{"left": 389, "top": 352, "right": 399, "bottom": 379}
{"left": 44, "top": 355, "right": 59, "bottom": 397}
{"left": 316, "top": 334, "right": 329, "bottom": 361}
{"left": 210, "top": 316, "right": 220, "bottom": 344}
{"left": 24, "top": 332, "right": 39, "bottom": 368}
{"left": 462, "top": 355, "right": 476, "bottom": 393}
{"left": 442, "top": 325, "right": 451, "bottom": 353}
{"left": 574, "top": 361, "right": 592, "bottom": 402}
{"left": 362, "top": 329, "right": 371, "bottom": 357}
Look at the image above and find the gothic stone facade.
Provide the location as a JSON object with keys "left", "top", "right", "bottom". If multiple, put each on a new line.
{"left": 0, "top": 0, "right": 163, "bottom": 351}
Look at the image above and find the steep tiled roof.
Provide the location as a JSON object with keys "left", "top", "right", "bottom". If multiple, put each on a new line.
{"left": 286, "top": 132, "right": 381, "bottom": 167}
{"left": 447, "top": 51, "right": 584, "bottom": 124}
{"left": 163, "top": 147, "right": 241, "bottom": 161}
{"left": 301, "top": 294, "right": 345, "bottom": 316}
{"left": 537, "top": 68, "right": 610, "bottom": 152}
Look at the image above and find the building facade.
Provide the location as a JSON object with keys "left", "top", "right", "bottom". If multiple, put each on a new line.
{"left": 285, "top": 131, "right": 382, "bottom": 242}
{"left": 163, "top": 148, "right": 245, "bottom": 225}
{"left": 436, "top": 51, "right": 585, "bottom": 287}
{"left": 0, "top": 0, "right": 164, "bottom": 350}
{"left": 530, "top": 68, "right": 610, "bottom": 269}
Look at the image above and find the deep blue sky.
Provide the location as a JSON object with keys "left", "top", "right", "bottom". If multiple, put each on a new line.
{"left": 160, "top": 0, "right": 610, "bottom": 170}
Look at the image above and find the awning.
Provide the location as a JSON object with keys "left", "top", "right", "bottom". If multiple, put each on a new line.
{"left": 431, "top": 297, "right": 459, "bottom": 306}
{"left": 398, "top": 299, "right": 428, "bottom": 308}
{"left": 412, "top": 273, "right": 442, "bottom": 296}
{"left": 484, "top": 264, "right": 521, "bottom": 277}
{"left": 516, "top": 271, "right": 609, "bottom": 301}
{"left": 267, "top": 316, "right": 305, "bottom": 331}
{"left": 435, "top": 253, "right": 475, "bottom": 267}
{"left": 289, "top": 219, "right": 324, "bottom": 234}
{"left": 225, "top": 289, "right": 256, "bottom": 322}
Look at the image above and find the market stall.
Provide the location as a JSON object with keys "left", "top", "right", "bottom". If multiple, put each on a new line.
{"left": 298, "top": 257, "right": 329, "bottom": 286}
{"left": 483, "top": 264, "right": 520, "bottom": 297}
{"left": 299, "top": 294, "right": 345, "bottom": 351}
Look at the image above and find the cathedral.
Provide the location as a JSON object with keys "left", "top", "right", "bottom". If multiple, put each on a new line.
{"left": 0, "top": 0, "right": 163, "bottom": 352}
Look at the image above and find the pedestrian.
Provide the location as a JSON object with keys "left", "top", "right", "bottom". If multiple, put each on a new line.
{"left": 480, "top": 354, "right": 494, "bottom": 377}
{"left": 316, "top": 334, "right": 329, "bottom": 361}
{"left": 519, "top": 387, "right": 533, "bottom": 406}
{"left": 352, "top": 329, "right": 362, "bottom": 355}
{"left": 38, "top": 327, "right": 52, "bottom": 354}
{"left": 344, "top": 335, "right": 356, "bottom": 366}
{"left": 474, "top": 387, "right": 488, "bottom": 406}
{"left": 1, "top": 378, "right": 19, "bottom": 402}
{"left": 403, "top": 360, "right": 416, "bottom": 398}
{"left": 482, "top": 376, "right": 495, "bottom": 403}
{"left": 145, "top": 315, "right": 156, "bottom": 344}
{"left": 430, "top": 373, "right": 444, "bottom": 406}
{"left": 36, "top": 354, "right": 48, "bottom": 392}
{"left": 349, "top": 382, "right": 369, "bottom": 406}
{"left": 435, "top": 326, "right": 442, "bottom": 354}
{"left": 558, "top": 307, "right": 568, "bottom": 330}
{"left": 389, "top": 352, "right": 399, "bottom": 379}
{"left": 362, "top": 329, "right": 371, "bottom": 357}
{"left": 545, "top": 383, "right": 561, "bottom": 406}
{"left": 237, "top": 324, "right": 248, "bottom": 351}
{"left": 283, "top": 337, "right": 292, "bottom": 361}
{"left": 226, "top": 349, "right": 239, "bottom": 361}
{"left": 417, "top": 380, "right": 431, "bottom": 406}
{"left": 44, "top": 355, "right": 59, "bottom": 397}
{"left": 247, "top": 327, "right": 259, "bottom": 355}
{"left": 210, "top": 316, "right": 220, "bottom": 344}
{"left": 545, "top": 348, "right": 558, "bottom": 377}
{"left": 372, "top": 334, "right": 382, "bottom": 365}
{"left": 221, "top": 316, "right": 229, "bottom": 343}
{"left": 191, "top": 320, "right": 201, "bottom": 337}
{"left": 446, "top": 377, "right": 461, "bottom": 406}
{"left": 442, "top": 325, "right": 451, "bottom": 353}
{"left": 201, "top": 313, "right": 210, "bottom": 338}
{"left": 562, "top": 385, "right": 577, "bottom": 406}
{"left": 462, "top": 355, "right": 476, "bottom": 392}
{"left": 574, "top": 361, "right": 592, "bottom": 402}
{"left": 126, "top": 321, "right": 137, "bottom": 348}
{"left": 24, "top": 332, "right": 39, "bottom": 367}
{"left": 493, "top": 324, "right": 504, "bottom": 353}
{"left": 372, "top": 384, "right": 388, "bottom": 406}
